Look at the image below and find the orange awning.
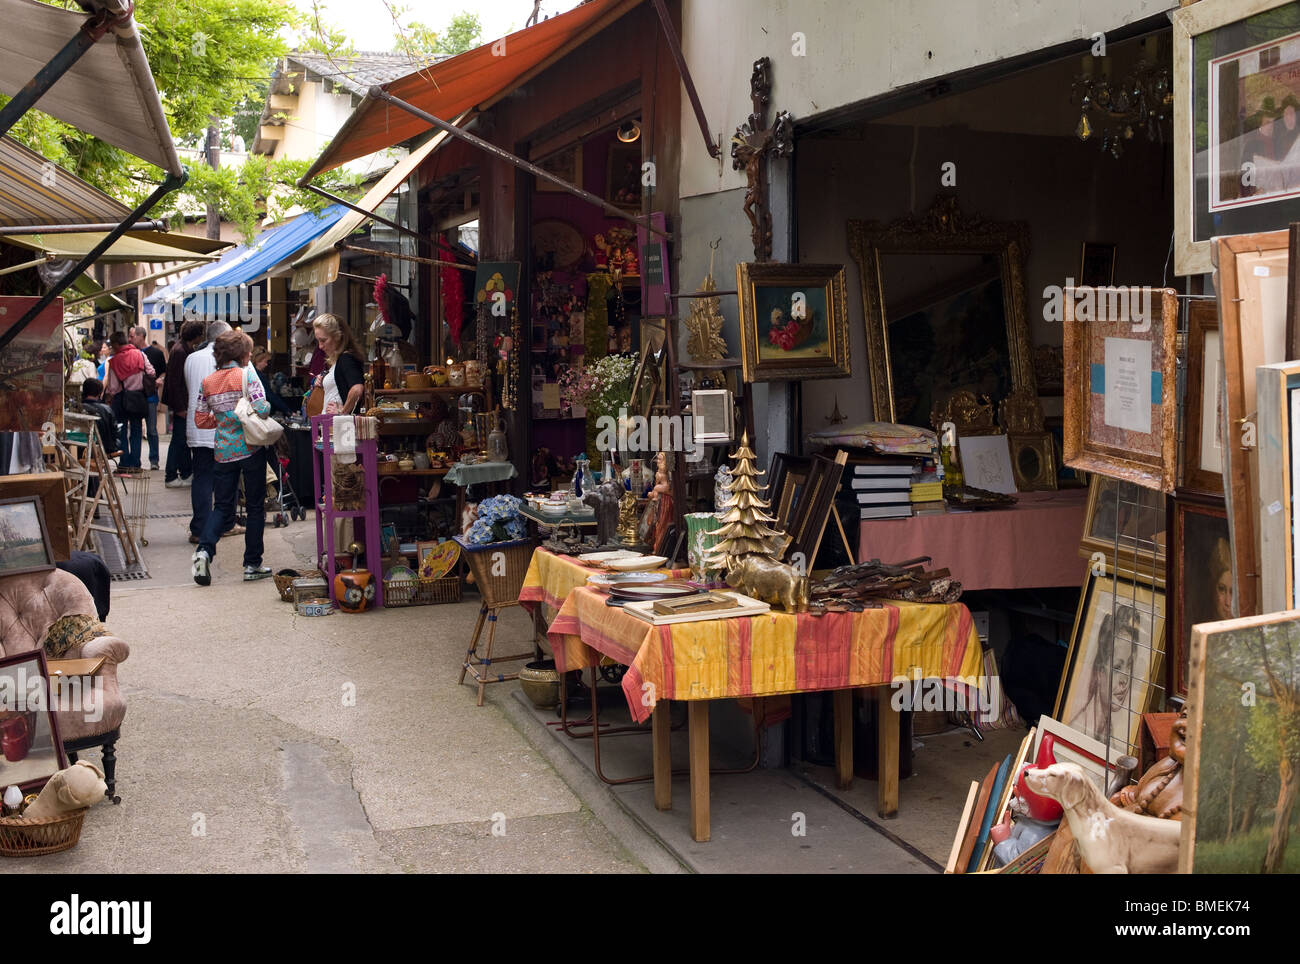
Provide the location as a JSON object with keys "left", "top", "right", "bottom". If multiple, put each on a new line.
{"left": 301, "top": 0, "right": 642, "bottom": 181}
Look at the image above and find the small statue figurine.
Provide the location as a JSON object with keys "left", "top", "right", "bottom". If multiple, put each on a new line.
{"left": 1110, "top": 707, "right": 1186, "bottom": 820}
{"left": 616, "top": 489, "right": 640, "bottom": 545}
{"left": 593, "top": 234, "right": 609, "bottom": 269}
{"left": 725, "top": 553, "right": 809, "bottom": 612}
{"left": 714, "top": 463, "right": 734, "bottom": 512}
{"left": 583, "top": 476, "right": 623, "bottom": 547}
{"left": 651, "top": 451, "right": 674, "bottom": 553}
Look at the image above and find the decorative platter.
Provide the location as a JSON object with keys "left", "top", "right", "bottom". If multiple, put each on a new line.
{"left": 586, "top": 571, "right": 668, "bottom": 587}
{"left": 577, "top": 550, "right": 641, "bottom": 564}
{"left": 603, "top": 554, "right": 668, "bottom": 572}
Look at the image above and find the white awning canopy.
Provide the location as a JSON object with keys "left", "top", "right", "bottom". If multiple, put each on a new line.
{"left": 0, "top": 0, "right": 182, "bottom": 176}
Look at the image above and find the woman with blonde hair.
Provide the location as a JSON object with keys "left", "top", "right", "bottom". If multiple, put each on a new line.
{"left": 312, "top": 313, "right": 366, "bottom": 415}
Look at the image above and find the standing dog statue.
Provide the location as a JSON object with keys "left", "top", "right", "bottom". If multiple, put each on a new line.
{"left": 1023, "top": 762, "right": 1179, "bottom": 874}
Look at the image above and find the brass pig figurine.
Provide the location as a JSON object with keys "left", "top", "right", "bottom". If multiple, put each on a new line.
{"left": 725, "top": 553, "right": 809, "bottom": 613}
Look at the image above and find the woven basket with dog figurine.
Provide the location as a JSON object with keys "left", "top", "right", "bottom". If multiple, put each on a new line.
{"left": 0, "top": 808, "right": 88, "bottom": 857}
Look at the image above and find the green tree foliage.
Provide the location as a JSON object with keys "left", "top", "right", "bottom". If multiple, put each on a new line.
{"left": 391, "top": 9, "right": 482, "bottom": 58}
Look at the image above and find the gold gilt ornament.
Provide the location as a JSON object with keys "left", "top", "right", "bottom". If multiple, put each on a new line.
{"left": 704, "top": 430, "right": 783, "bottom": 571}
{"left": 686, "top": 243, "right": 729, "bottom": 362}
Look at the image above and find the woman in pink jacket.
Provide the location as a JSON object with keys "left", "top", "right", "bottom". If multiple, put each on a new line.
{"left": 103, "top": 330, "right": 155, "bottom": 472}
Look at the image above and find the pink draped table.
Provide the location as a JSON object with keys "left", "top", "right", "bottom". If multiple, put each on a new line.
{"left": 858, "top": 489, "right": 1089, "bottom": 591}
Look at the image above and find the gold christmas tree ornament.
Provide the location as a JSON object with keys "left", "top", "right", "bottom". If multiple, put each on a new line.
{"left": 704, "top": 430, "right": 783, "bottom": 571}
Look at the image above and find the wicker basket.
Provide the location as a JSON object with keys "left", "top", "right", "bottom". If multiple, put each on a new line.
{"left": 0, "top": 808, "right": 88, "bottom": 857}
{"left": 274, "top": 569, "right": 322, "bottom": 602}
{"left": 385, "top": 575, "right": 462, "bottom": 606}
{"left": 455, "top": 537, "right": 534, "bottom": 609}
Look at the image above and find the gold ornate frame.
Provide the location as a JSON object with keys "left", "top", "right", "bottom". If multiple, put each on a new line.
{"left": 847, "top": 196, "right": 1034, "bottom": 424}
{"left": 736, "top": 262, "right": 850, "bottom": 383}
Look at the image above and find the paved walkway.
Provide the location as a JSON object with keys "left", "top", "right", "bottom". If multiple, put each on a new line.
{"left": 13, "top": 436, "right": 669, "bottom": 874}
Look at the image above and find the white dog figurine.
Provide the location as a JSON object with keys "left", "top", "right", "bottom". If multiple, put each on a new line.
{"left": 1023, "top": 762, "right": 1179, "bottom": 874}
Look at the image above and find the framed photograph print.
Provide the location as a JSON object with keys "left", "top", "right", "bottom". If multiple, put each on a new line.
{"left": 1256, "top": 360, "right": 1300, "bottom": 611}
{"left": 0, "top": 649, "right": 68, "bottom": 794}
{"left": 736, "top": 262, "right": 850, "bottom": 383}
{"left": 1167, "top": 493, "right": 1231, "bottom": 700}
{"left": 1215, "top": 229, "right": 1289, "bottom": 617}
{"left": 1183, "top": 299, "right": 1224, "bottom": 495}
{"left": 0, "top": 496, "right": 55, "bottom": 578}
{"left": 1181, "top": 609, "right": 1300, "bottom": 873}
{"left": 1054, "top": 572, "right": 1167, "bottom": 757}
{"left": 1077, "top": 475, "right": 1167, "bottom": 587}
{"left": 1062, "top": 287, "right": 1178, "bottom": 492}
{"left": 1174, "top": 0, "right": 1300, "bottom": 275}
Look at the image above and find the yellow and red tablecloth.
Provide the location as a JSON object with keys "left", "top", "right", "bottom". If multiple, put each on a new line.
{"left": 519, "top": 547, "right": 690, "bottom": 627}
{"left": 546, "top": 583, "right": 984, "bottom": 724}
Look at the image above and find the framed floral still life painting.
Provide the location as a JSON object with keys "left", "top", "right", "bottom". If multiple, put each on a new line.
{"left": 1055, "top": 572, "right": 1167, "bottom": 757}
{"left": 1062, "top": 287, "right": 1178, "bottom": 492}
{"left": 737, "top": 262, "right": 849, "bottom": 383}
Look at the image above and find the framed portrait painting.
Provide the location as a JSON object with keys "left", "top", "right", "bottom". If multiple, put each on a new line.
{"left": 736, "top": 262, "right": 850, "bottom": 383}
{"left": 1077, "top": 475, "right": 1167, "bottom": 587}
{"left": 1055, "top": 572, "right": 1167, "bottom": 757}
{"left": 1167, "top": 493, "right": 1231, "bottom": 700}
{"left": 1062, "top": 287, "right": 1178, "bottom": 492}
{"left": 1174, "top": 0, "right": 1300, "bottom": 274}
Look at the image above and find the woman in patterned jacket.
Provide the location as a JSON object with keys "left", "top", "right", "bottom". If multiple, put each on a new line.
{"left": 191, "top": 330, "right": 273, "bottom": 585}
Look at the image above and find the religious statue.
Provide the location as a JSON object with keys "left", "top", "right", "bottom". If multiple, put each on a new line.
{"left": 616, "top": 489, "right": 640, "bottom": 546}
{"left": 582, "top": 475, "right": 623, "bottom": 547}
{"left": 1110, "top": 708, "right": 1185, "bottom": 820}
{"left": 650, "top": 451, "right": 674, "bottom": 553}
{"left": 730, "top": 57, "right": 793, "bottom": 262}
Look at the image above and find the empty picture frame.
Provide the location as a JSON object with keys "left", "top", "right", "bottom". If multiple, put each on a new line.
{"left": 782, "top": 450, "right": 848, "bottom": 569}
{"left": 768, "top": 453, "right": 812, "bottom": 532}
{"left": 1181, "top": 609, "right": 1300, "bottom": 873}
{"left": 1182, "top": 299, "right": 1224, "bottom": 496}
{"left": 1215, "top": 229, "right": 1290, "bottom": 617}
{"left": 1062, "top": 287, "right": 1178, "bottom": 492}
{"left": 1257, "top": 360, "right": 1300, "bottom": 613}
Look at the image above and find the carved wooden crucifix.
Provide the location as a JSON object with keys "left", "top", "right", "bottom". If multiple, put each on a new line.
{"left": 731, "top": 57, "right": 793, "bottom": 262}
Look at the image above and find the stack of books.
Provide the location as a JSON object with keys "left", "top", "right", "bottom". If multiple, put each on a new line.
{"left": 848, "top": 459, "right": 915, "bottom": 520}
{"left": 910, "top": 479, "right": 947, "bottom": 516}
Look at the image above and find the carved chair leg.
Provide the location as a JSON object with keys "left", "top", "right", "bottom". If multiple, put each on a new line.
{"left": 101, "top": 738, "right": 120, "bottom": 804}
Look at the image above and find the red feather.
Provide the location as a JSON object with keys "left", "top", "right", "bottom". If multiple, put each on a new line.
{"left": 439, "top": 239, "right": 466, "bottom": 348}
{"left": 374, "top": 274, "right": 391, "bottom": 326}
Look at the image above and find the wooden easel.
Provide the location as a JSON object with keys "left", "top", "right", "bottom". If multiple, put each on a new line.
{"left": 56, "top": 411, "right": 144, "bottom": 571}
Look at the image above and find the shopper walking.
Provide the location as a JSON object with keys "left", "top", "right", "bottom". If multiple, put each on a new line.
{"left": 192, "top": 330, "right": 273, "bottom": 585}
{"left": 131, "top": 326, "right": 167, "bottom": 470}
{"left": 162, "top": 320, "right": 204, "bottom": 487}
{"left": 184, "top": 320, "right": 231, "bottom": 544}
{"left": 102, "top": 331, "right": 154, "bottom": 473}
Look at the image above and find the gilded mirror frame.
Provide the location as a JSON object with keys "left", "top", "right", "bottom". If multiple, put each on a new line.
{"left": 847, "top": 195, "right": 1034, "bottom": 424}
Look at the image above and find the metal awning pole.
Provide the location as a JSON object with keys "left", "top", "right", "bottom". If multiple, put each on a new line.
{"left": 0, "top": 6, "right": 122, "bottom": 139}
{"left": 301, "top": 183, "right": 427, "bottom": 245}
{"left": 1, "top": 220, "right": 168, "bottom": 235}
{"left": 337, "top": 242, "right": 475, "bottom": 271}
{"left": 367, "top": 87, "right": 673, "bottom": 241}
{"left": 0, "top": 253, "right": 56, "bottom": 276}
{"left": 63, "top": 258, "right": 210, "bottom": 308}
{"left": 0, "top": 170, "right": 187, "bottom": 354}
{"left": 649, "top": 0, "right": 720, "bottom": 159}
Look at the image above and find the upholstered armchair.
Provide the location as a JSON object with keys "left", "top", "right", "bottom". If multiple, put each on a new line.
{"left": 0, "top": 567, "right": 129, "bottom": 802}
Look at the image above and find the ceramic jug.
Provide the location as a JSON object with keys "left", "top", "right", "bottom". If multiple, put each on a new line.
{"left": 1, "top": 715, "right": 30, "bottom": 763}
{"left": 487, "top": 417, "right": 508, "bottom": 462}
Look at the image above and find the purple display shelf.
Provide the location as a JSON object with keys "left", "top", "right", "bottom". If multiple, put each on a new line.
{"left": 311, "top": 414, "right": 384, "bottom": 609}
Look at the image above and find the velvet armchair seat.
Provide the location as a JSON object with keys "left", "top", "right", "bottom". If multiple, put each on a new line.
{"left": 0, "top": 568, "right": 129, "bottom": 801}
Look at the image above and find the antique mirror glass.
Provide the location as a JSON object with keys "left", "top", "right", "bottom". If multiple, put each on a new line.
{"left": 848, "top": 196, "right": 1033, "bottom": 426}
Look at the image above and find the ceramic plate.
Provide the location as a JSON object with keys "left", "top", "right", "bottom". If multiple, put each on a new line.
{"left": 607, "top": 584, "right": 700, "bottom": 601}
{"left": 603, "top": 555, "right": 668, "bottom": 572}
{"left": 577, "top": 550, "right": 641, "bottom": 563}
{"left": 586, "top": 571, "right": 668, "bottom": 587}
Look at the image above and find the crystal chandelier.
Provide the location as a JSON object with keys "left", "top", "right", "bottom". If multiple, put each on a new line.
{"left": 1071, "top": 38, "right": 1172, "bottom": 159}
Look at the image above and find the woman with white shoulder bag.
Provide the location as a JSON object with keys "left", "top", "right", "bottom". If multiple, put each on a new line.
{"left": 191, "top": 330, "right": 283, "bottom": 585}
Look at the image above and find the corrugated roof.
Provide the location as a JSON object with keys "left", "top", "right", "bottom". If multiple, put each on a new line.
{"left": 287, "top": 51, "right": 444, "bottom": 99}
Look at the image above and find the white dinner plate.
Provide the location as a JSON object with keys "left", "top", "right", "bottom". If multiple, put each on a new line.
{"left": 586, "top": 571, "right": 669, "bottom": 587}
{"left": 577, "top": 550, "right": 641, "bottom": 563}
{"left": 603, "top": 555, "right": 668, "bottom": 572}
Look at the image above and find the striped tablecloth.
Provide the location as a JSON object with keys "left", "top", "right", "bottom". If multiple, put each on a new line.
{"left": 518, "top": 547, "right": 689, "bottom": 628}
{"left": 547, "top": 585, "right": 984, "bottom": 723}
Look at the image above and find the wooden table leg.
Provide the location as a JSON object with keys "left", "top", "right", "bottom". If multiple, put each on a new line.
{"left": 688, "top": 701, "right": 710, "bottom": 842}
{"left": 653, "top": 700, "right": 671, "bottom": 811}
{"left": 876, "top": 687, "right": 899, "bottom": 819}
{"left": 833, "top": 688, "right": 854, "bottom": 790}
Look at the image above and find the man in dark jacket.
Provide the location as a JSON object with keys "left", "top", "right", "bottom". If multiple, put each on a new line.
{"left": 162, "top": 320, "right": 205, "bottom": 487}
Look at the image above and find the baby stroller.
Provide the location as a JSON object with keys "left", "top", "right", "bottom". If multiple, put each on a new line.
{"left": 267, "top": 433, "right": 306, "bottom": 526}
